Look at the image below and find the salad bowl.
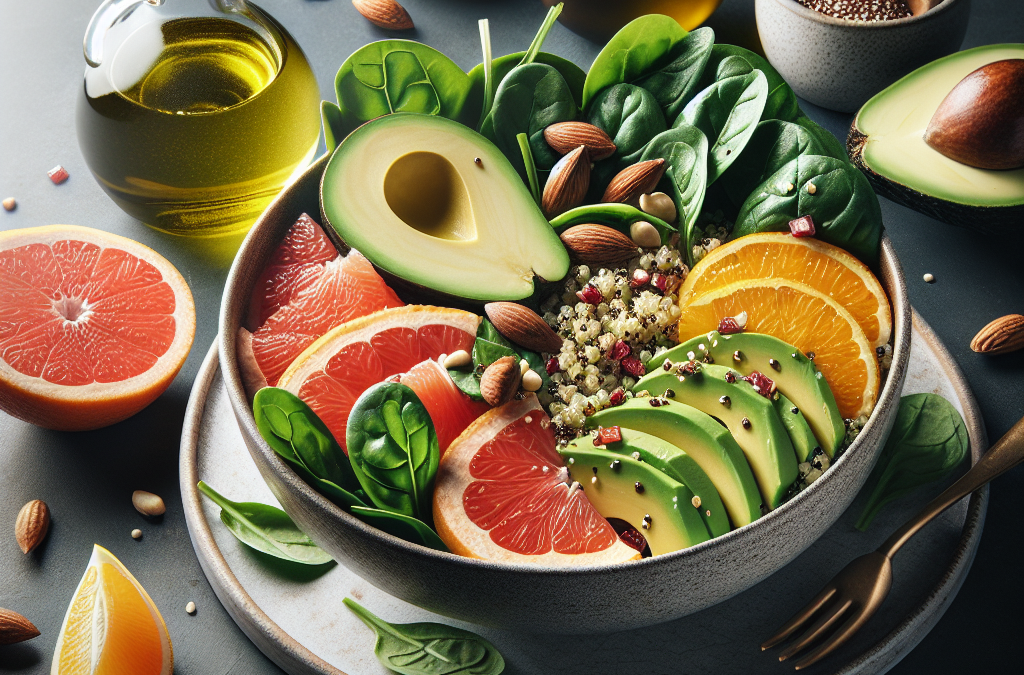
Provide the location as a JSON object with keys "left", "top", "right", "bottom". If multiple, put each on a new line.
{"left": 218, "top": 152, "right": 911, "bottom": 634}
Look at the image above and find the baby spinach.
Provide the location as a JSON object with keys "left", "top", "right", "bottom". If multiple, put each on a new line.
{"left": 855, "top": 394, "right": 969, "bottom": 531}
{"left": 679, "top": 70, "right": 768, "bottom": 184}
{"left": 469, "top": 51, "right": 586, "bottom": 113}
{"left": 793, "top": 115, "right": 849, "bottom": 161}
{"left": 582, "top": 14, "right": 689, "bottom": 110}
{"left": 731, "top": 153, "right": 883, "bottom": 263}
{"left": 350, "top": 506, "right": 450, "bottom": 552}
{"left": 448, "top": 319, "right": 549, "bottom": 401}
{"left": 334, "top": 40, "right": 477, "bottom": 139}
{"left": 346, "top": 383, "right": 440, "bottom": 522}
{"left": 197, "top": 482, "right": 333, "bottom": 565}
{"left": 344, "top": 598, "right": 505, "bottom": 675}
{"left": 517, "top": 132, "right": 542, "bottom": 204}
{"left": 700, "top": 44, "right": 801, "bottom": 123}
{"left": 587, "top": 84, "right": 667, "bottom": 168}
{"left": 639, "top": 123, "right": 708, "bottom": 255}
{"left": 549, "top": 203, "right": 674, "bottom": 243}
{"left": 633, "top": 27, "right": 715, "bottom": 122}
{"left": 321, "top": 100, "right": 345, "bottom": 155}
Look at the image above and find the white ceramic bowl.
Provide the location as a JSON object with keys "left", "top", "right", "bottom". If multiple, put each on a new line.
{"left": 219, "top": 155, "right": 910, "bottom": 633}
{"left": 756, "top": 0, "right": 971, "bottom": 112}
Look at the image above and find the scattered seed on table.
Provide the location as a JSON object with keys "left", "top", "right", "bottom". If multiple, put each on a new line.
{"left": 131, "top": 529, "right": 143, "bottom": 540}
{"left": 2, "top": 197, "right": 15, "bottom": 211}
{"left": 47, "top": 166, "right": 69, "bottom": 184}
{"left": 185, "top": 601, "right": 196, "bottom": 615}
{"left": 923, "top": 273, "right": 935, "bottom": 283}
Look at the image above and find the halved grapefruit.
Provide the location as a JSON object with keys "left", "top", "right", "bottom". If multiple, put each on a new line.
{"left": 395, "top": 358, "right": 491, "bottom": 453}
{"left": 433, "top": 395, "right": 642, "bottom": 565}
{"left": 278, "top": 306, "right": 482, "bottom": 453}
{"left": 0, "top": 225, "right": 195, "bottom": 431}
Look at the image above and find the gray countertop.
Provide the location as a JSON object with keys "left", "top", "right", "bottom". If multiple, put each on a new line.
{"left": 1, "top": 0, "right": 1021, "bottom": 673}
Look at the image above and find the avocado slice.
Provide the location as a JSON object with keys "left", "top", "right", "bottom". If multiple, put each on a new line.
{"left": 649, "top": 331, "right": 846, "bottom": 458}
{"left": 321, "top": 113, "right": 570, "bottom": 302}
{"left": 578, "top": 426, "right": 730, "bottom": 537}
{"left": 559, "top": 443, "right": 711, "bottom": 556}
{"left": 772, "top": 392, "right": 820, "bottom": 464}
{"left": 636, "top": 363, "right": 799, "bottom": 510}
{"left": 588, "top": 399, "right": 762, "bottom": 528}
{"left": 848, "top": 44, "right": 1024, "bottom": 230}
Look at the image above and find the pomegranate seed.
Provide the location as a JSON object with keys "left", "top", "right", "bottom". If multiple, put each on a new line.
{"left": 618, "top": 525, "right": 647, "bottom": 552}
{"left": 789, "top": 215, "right": 815, "bottom": 237}
{"left": 678, "top": 360, "right": 702, "bottom": 376}
{"left": 621, "top": 356, "right": 645, "bottom": 378}
{"left": 630, "top": 268, "right": 650, "bottom": 288}
{"left": 609, "top": 389, "right": 625, "bottom": 406}
{"left": 651, "top": 273, "right": 667, "bottom": 292}
{"left": 609, "top": 340, "right": 631, "bottom": 361}
{"left": 743, "top": 371, "right": 776, "bottom": 398}
{"left": 718, "top": 316, "right": 743, "bottom": 334}
{"left": 577, "top": 284, "right": 603, "bottom": 305}
{"left": 597, "top": 425, "right": 622, "bottom": 444}
{"left": 545, "top": 357, "right": 560, "bottom": 375}
{"left": 48, "top": 166, "right": 69, "bottom": 185}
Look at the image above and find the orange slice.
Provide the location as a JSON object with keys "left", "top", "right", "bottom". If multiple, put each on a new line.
{"left": 0, "top": 225, "right": 195, "bottom": 431}
{"left": 677, "top": 279, "right": 879, "bottom": 419}
{"left": 679, "top": 233, "right": 892, "bottom": 348}
{"left": 52, "top": 545, "right": 172, "bottom": 675}
{"left": 434, "top": 395, "right": 641, "bottom": 566}
{"left": 278, "top": 306, "right": 482, "bottom": 453}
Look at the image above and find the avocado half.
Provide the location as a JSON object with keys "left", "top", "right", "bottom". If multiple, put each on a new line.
{"left": 321, "top": 113, "right": 570, "bottom": 302}
{"left": 848, "top": 44, "right": 1024, "bottom": 232}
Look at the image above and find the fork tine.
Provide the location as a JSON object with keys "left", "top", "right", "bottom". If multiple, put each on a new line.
{"left": 793, "top": 610, "right": 862, "bottom": 670}
{"left": 761, "top": 586, "right": 837, "bottom": 650}
{"left": 778, "top": 598, "right": 853, "bottom": 662}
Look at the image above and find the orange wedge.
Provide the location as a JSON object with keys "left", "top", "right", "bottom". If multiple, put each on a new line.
{"left": 679, "top": 233, "right": 891, "bottom": 348}
{"left": 677, "top": 279, "right": 879, "bottom": 419}
{"left": 52, "top": 545, "right": 172, "bottom": 675}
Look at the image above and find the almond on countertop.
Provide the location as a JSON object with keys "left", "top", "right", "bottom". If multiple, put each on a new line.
{"left": 15, "top": 500, "right": 49, "bottom": 554}
{"left": 132, "top": 490, "right": 166, "bottom": 517}
{"left": 480, "top": 356, "right": 521, "bottom": 407}
{"left": 542, "top": 146, "right": 590, "bottom": 218}
{"left": 0, "top": 608, "right": 40, "bottom": 645}
{"left": 559, "top": 224, "right": 638, "bottom": 268}
{"left": 484, "top": 302, "right": 564, "bottom": 354}
{"left": 543, "top": 122, "right": 617, "bottom": 161}
{"left": 970, "top": 314, "right": 1024, "bottom": 355}
{"left": 601, "top": 159, "right": 667, "bottom": 205}
{"left": 352, "top": 0, "right": 414, "bottom": 30}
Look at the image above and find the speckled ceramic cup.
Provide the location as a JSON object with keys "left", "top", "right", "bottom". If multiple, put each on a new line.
{"left": 755, "top": 0, "right": 971, "bottom": 112}
{"left": 219, "top": 155, "right": 911, "bottom": 634}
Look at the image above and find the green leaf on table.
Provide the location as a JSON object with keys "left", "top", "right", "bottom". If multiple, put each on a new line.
{"left": 344, "top": 598, "right": 505, "bottom": 675}
{"left": 197, "top": 482, "right": 333, "bottom": 565}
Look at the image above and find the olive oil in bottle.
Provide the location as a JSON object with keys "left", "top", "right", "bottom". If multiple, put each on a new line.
{"left": 77, "top": 8, "right": 320, "bottom": 237}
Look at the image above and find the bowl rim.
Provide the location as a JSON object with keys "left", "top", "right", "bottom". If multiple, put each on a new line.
{"left": 765, "top": 0, "right": 964, "bottom": 29}
{"left": 220, "top": 154, "right": 911, "bottom": 578}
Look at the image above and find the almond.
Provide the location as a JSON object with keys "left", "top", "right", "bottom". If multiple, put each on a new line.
{"left": 132, "top": 490, "right": 167, "bottom": 517}
{"left": 544, "top": 122, "right": 617, "bottom": 161}
{"left": 559, "top": 224, "right": 638, "bottom": 268}
{"left": 0, "top": 608, "right": 40, "bottom": 645}
{"left": 15, "top": 500, "right": 49, "bottom": 554}
{"left": 480, "top": 356, "right": 521, "bottom": 407}
{"left": 484, "top": 302, "right": 564, "bottom": 354}
{"left": 601, "top": 159, "right": 667, "bottom": 205}
{"left": 541, "top": 146, "right": 590, "bottom": 218}
{"left": 970, "top": 314, "right": 1024, "bottom": 355}
{"left": 352, "top": 0, "right": 414, "bottom": 30}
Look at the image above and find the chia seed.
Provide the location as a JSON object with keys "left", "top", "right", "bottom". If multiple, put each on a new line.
{"left": 796, "top": 0, "right": 912, "bottom": 22}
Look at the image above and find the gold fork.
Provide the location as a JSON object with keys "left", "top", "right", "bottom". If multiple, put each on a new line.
{"left": 762, "top": 413, "right": 1024, "bottom": 670}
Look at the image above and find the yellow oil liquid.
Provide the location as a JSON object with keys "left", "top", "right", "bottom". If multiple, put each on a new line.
{"left": 77, "top": 10, "right": 320, "bottom": 237}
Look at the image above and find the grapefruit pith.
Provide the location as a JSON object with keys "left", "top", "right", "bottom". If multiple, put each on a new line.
{"left": 434, "top": 395, "right": 641, "bottom": 566}
{"left": 0, "top": 225, "right": 195, "bottom": 431}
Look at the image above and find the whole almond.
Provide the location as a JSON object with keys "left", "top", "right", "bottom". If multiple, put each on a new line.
{"left": 970, "top": 314, "right": 1024, "bottom": 355}
{"left": 15, "top": 500, "right": 49, "bottom": 554}
{"left": 352, "top": 0, "right": 414, "bottom": 30}
{"left": 559, "top": 224, "right": 638, "bottom": 268}
{"left": 601, "top": 159, "right": 667, "bottom": 204}
{"left": 480, "top": 356, "right": 521, "bottom": 407}
{"left": 484, "top": 302, "right": 564, "bottom": 353}
{"left": 0, "top": 608, "right": 40, "bottom": 645}
{"left": 133, "top": 490, "right": 166, "bottom": 517}
{"left": 541, "top": 146, "right": 590, "bottom": 218}
{"left": 544, "top": 122, "right": 616, "bottom": 161}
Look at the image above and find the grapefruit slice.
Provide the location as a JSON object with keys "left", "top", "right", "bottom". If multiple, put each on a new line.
{"left": 677, "top": 278, "right": 879, "bottom": 419}
{"left": 395, "top": 358, "right": 491, "bottom": 453}
{"left": 0, "top": 225, "right": 195, "bottom": 431}
{"left": 51, "top": 545, "right": 172, "bottom": 675}
{"left": 434, "top": 395, "right": 642, "bottom": 565}
{"left": 245, "top": 213, "right": 338, "bottom": 331}
{"left": 249, "top": 248, "right": 404, "bottom": 386}
{"left": 278, "top": 306, "right": 482, "bottom": 453}
{"left": 679, "top": 233, "right": 892, "bottom": 348}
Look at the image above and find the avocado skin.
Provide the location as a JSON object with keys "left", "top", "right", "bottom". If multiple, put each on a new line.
{"left": 848, "top": 125, "right": 1024, "bottom": 233}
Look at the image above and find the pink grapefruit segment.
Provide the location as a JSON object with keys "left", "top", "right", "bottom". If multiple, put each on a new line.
{"left": 434, "top": 396, "right": 641, "bottom": 565}
{"left": 397, "top": 359, "right": 490, "bottom": 453}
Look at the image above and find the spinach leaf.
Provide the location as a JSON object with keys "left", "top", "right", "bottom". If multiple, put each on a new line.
{"left": 197, "top": 482, "right": 333, "bottom": 565}
{"left": 350, "top": 506, "right": 450, "bottom": 552}
{"left": 347, "top": 383, "right": 440, "bottom": 522}
{"left": 586, "top": 83, "right": 667, "bottom": 168}
{"left": 679, "top": 70, "right": 768, "bottom": 184}
{"left": 717, "top": 119, "right": 827, "bottom": 208}
{"left": 344, "top": 598, "right": 505, "bottom": 675}
{"left": 731, "top": 153, "right": 883, "bottom": 263}
{"left": 469, "top": 51, "right": 586, "bottom": 112}
{"left": 321, "top": 100, "right": 345, "bottom": 156}
{"left": 517, "top": 132, "right": 542, "bottom": 204}
{"left": 855, "top": 394, "right": 969, "bottom": 531}
{"left": 334, "top": 40, "right": 476, "bottom": 139}
{"left": 549, "top": 203, "right": 674, "bottom": 244}
{"left": 486, "top": 63, "right": 577, "bottom": 176}
{"left": 582, "top": 14, "right": 689, "bottom": 110}
{"left": 639, "top": 123, "right": 708, "bottom": 254}
{"left": 700, "top": 44, "right": 801, "bottom": 123}
{"left": 793, "top": 115, "right": 849, "bottom": 161}
{"left": 633, "top": 27, "right": 715, "bottom": 122}
{"left": 448, "top": 319, "right": 550, "bottom": 401}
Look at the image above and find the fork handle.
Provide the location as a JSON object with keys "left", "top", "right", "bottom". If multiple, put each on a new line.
{"left": 878, "top": 412, "right": 1024, "bottom": 559}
